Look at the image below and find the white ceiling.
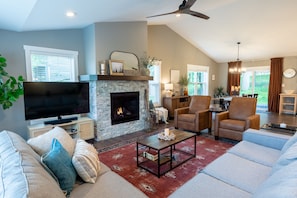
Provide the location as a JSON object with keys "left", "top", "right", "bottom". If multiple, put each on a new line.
{"left": 1, "top": 0, "right": 297, "bottom": 63}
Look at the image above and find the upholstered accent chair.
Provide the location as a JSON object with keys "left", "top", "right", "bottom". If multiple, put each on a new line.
{"left": 174, "top": 95, "right": 212, "bottom": 134}
{"left": 214, "top": 97, "right": 260, "bottom": 141}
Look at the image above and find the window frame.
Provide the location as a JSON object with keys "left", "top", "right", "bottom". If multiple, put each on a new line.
{"left": 149, "top": 61, "right": 162, "bottom": 106}
{"left": 187, "top": 64, "right": 209, "bottom": 96}
{"left": 24, "top": 45, "right": 79, "bottom": 82}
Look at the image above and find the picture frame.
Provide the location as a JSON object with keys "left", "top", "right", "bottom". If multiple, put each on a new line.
{"left": 109, "top": 60, "right": 124, "bottom": 75}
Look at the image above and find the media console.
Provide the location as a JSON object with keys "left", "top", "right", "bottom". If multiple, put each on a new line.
{"left": 28, "top": 117, "right": 94, "bottom": 140}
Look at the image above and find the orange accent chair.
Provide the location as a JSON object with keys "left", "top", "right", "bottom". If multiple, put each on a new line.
{"left": 174, "top": 95, "right": 212, "bottom": 134}
{"left": 214, "top": 97, "right": 260, "bottom": 141}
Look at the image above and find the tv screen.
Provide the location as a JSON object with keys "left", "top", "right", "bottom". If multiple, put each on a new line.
{"left": 23, "top": 82, "right": 90, "bottom": 121}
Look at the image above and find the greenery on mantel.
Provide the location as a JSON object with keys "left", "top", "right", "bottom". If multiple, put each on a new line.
{"left": 0, "top": 54, "right": 24, "bottom": 110}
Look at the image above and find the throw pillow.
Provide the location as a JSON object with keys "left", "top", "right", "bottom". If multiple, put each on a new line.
{"left": 42, "top": 138, "right": 77, "bottom": 195}
{"left": 253, "top": 160, "right": 297, "bottom": 198}
{"left": 280, "top": 131, "right": 297, "bottom": 154}
{"left": 27, "top": 126, "right": 75, "bottom": 156}
{"left": 72, "top": 139, "right": 101, "bottom": 183}
{"left": 271, "top": 140, "right": 297, "bottom": 174}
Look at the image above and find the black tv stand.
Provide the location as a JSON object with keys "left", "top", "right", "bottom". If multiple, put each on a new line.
{"left": 44, "top": 117, "right": 78, "bottom": 125}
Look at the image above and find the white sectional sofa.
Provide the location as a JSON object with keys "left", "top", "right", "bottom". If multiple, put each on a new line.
{"left": 170, "top": 129, "right": 296, "bottom": 198}
{"left": 0, "top": 129, "right": 147, "bottom": 198}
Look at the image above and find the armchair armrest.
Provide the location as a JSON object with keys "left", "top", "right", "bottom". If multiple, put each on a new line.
{"left": 174, "top": 107, "right": 190, "bottom": 127}
{"left": 195, "top": 109, "right": 212, "bottom": 130}
{"left": 243, "top": 129, "right": 291, "bottom": 150}
{"left": 245, "top": 114, "right": 260, "bottom": 130}
{"left": 214, "top": 111, "right": 229, "bottom": 136}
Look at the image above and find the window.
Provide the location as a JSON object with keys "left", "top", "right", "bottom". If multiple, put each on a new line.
{"left": 149, "top": 61, "right": 161, "bottom": 106}
{"left": 24, "top": 45, "right": 78, "bottom": 82}
{"left": 187, "top": 64, "right": 209, "bottom": 95}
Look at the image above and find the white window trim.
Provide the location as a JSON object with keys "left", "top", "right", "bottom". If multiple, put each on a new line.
{"left": 187, "top": 64, "right": 209, "bottom": 95}
{"left": 24, "top": 45, "right": 79, "bottom": 81}
{"left": 149, "top": 61, "right": 162, "bottom": 106}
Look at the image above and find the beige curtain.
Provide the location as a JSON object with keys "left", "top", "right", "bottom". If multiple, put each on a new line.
{"left": 227, "top": 61, "right": 242, "bottom": 95}
{"left": 268, "top": 58, "right": 283, "bottom": 112}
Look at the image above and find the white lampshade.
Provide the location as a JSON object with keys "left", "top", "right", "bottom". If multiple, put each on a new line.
{"left": 164, "top": 83, "right": 173, "bottom": 90}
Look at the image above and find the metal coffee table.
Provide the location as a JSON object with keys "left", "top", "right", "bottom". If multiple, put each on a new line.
{"left": 136, "top": 129, "right": 196, "bottom": 177}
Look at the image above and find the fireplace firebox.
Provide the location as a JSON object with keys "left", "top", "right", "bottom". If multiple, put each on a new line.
{"left": 110, "top": 92, "right": 140, "bottom": 125}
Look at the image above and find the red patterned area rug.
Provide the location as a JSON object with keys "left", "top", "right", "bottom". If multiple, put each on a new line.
{"left": 99, "top": 135, "right": 234, "bottom": 198}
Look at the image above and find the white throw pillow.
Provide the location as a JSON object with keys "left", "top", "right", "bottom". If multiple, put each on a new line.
{"left": 27, "top": 126, "right": 75, "bottom": 156}
{"left": 72, "top": 139, "right": 101, "bottom": 183}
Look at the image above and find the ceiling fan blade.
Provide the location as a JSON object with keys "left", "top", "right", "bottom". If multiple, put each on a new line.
{"left": 183, "top": 0, "right": 197, "bottom": 10}
{"left": 187, "top": 10, "right": 209, "bottom": 20}
{"left": 147, "top": 10, "right": 179, "bottom": 18}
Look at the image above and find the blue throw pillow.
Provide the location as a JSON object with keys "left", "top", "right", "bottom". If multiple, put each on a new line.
{"left": 42, "top": 138, "right": 76, "bottom": 195}
{"left": 253, "top": 160, "right": 297, "bottom": 198}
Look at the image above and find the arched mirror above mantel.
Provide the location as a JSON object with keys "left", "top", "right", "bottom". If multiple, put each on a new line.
{"left": 110, "top": 51, "right": 140, "bottom": 76}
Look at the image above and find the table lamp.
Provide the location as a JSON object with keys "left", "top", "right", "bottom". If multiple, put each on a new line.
{"left": 165, "top": 83, "right": 173, "bottom": 97}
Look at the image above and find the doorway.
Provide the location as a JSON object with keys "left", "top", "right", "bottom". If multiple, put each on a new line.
{"left": 240, "top": 66, "right": 270, "bottom": 112}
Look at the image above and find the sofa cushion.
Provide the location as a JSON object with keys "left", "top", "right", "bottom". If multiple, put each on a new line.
{"left": 72, "top": 139, "right": 101, "bottom": 183}
{"left": 280, "top": 131, "right": 297, "bottom": 154}
{"left": 169, "top": 173, "right": 251, "bottom": 198}
{"left": 69, "top": 171, "right": 148, "bottom": 198}
{"left": 228, "top": 141, "right": 281, "bottom": 167}
{"left": 253, "top": 160, "right": 297, "bottom": 198}
{"left": 27, "top": 126, "right": 75, "bottom": 156}
{"left": 202, "top": 153, "right": 271, "bottom": 193}
{"left": 271, "top": 140, "right": 297, "bottom": 174}
{"left": 42, "top": 138, "right": 77, "bottom": 195}
{"left": 0, "top": 130, "right": 65, "bottom": 198}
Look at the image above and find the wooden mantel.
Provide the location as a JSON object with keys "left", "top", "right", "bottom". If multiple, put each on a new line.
{"left": 79, "top": 75, "right": 153, "bottom": 81}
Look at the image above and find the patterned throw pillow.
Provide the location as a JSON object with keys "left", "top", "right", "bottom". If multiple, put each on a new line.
{"left": 72, "top": 139, "right": 101, "bottom": 183}
{"left": 42, "top": 138, "right": 77, "bottom": 195}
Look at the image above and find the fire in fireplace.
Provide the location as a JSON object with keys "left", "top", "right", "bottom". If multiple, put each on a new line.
{"left": 110, "top": 92, "right": 139, "bottom": 125}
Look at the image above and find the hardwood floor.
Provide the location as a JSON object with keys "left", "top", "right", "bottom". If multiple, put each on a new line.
{"left": 93, "top": 112, "right": 297, "bottom": 153}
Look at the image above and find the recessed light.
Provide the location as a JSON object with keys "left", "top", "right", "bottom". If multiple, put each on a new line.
{"left": 66, "top": 11, "right": 76, "bottom": 17}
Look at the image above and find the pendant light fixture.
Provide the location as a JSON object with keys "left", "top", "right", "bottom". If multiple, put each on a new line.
{"left": 229, "top": 42, "right": 242, "bottom": 73}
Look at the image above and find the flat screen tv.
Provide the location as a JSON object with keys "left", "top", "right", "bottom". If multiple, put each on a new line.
{"left": 23, "top": 82, "right": 90, "bottom": 124}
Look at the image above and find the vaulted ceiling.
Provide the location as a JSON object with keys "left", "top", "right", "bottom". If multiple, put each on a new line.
{"left": 1, "top": 0, "right": 296, "bottom": 63}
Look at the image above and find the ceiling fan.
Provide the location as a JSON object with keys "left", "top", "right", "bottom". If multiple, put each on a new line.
{"left": 147, "top": 0, "right": 209, "bottom": 20}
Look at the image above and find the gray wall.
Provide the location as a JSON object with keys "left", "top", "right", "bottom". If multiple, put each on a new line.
{"left": 94, "top": 21, "right": 148, "bottom": 74}
{"left": 148, "top": 25, "right": 219, "bottom": 97}
{"left": 0, "top": 29, "right": 85, "bottom": 139}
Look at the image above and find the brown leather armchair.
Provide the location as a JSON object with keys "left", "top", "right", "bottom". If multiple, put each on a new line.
{"left": 214, "top": 97, "right": 260, "bottom": 141}
{"left": 174, "top": 95, "right": 212, "bottom": 134}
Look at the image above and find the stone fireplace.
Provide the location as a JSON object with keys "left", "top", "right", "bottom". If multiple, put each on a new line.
{"left": 82, "top": 75, "right": 152, "bottom": 141}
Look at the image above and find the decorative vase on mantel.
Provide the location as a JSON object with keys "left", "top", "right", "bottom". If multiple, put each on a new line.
{"left": 141, "top": 68, "right": 150, "bottom": 76}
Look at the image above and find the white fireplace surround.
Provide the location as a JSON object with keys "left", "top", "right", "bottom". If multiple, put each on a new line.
{"left": 88, "top": 80, "right": 150, "bottom": 141}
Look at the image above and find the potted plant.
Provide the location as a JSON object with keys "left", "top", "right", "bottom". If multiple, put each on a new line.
{"left": 214, "top": 86, "right": 227, "bottom": 98}
{"left": 0, "top": 54, "right": 24, "bottom": 109}
{"left": 178, "top": 74, "right": 189, "bottom": 96}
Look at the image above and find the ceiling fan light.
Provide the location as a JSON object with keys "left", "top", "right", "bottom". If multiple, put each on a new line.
{"left": 66, "top": 11, "right": 76, "bottom": 17}
{"left": 176, "top": 13, "right": 181, "bottom": 17}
